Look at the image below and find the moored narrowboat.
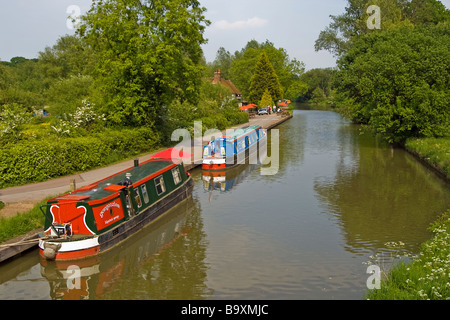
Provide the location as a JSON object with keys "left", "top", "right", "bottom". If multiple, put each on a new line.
{"left": 202, "top": 125, "right": 266, "bottom": 170}
{"left": 39, "top": 152, "right": 193, "bottom": 261}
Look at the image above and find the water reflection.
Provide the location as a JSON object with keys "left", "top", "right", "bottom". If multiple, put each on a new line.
{"left": 314, "top": 126, "right": 450, "bottom": 254}
{"left": 39, "top": 196, "right": 212, "bottom": 300}
{"left": 202, "top": 164, "right": 261, "bottom": 196}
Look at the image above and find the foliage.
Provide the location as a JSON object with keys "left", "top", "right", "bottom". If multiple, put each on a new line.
{"left": 0, "top": 103, "right": 34, "bottom": 142}
{"left": 366, "top": 209, "right": 450, "bottom": 300}
{"left": 405, "top": 137, "right": 450, "bottom": 179}
{"left": 159, "top": 81, "right": 248, "bottom": 142}
{"left": 248, "top": 51, "right": 283, "bottom": 103}
{"left": 259, "top": 89, "right": 274, "bottom": 108}
{"left": 0, "top": 127, "right": 160, "bottom": 188}
{"left": 0, "top": 198, "right": 48, "bottom": 243}
{"left": 50, "top": 99, "right": 106, "bottom": 137}
{"left": 77, "top": 0, "right": 210, "bottom": 127}
{"left": 208, "top": 40, "right": 306, "bottom": 101}
{"left": 299, "top": 68, "right": 335, "bottom": 102}
{"left": 315, "top": 0, "right": 450, "bottom": 57}
{"left": 284, "top": 80, "right": 309, "bottom": 101}
{"left": 334, "top": 24, "right": 450, "bottom": 143}
{"left": 46, "top": 74, "right": 95, "bottom": 117}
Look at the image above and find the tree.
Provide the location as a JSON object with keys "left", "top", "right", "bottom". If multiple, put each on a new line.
{"left": 315, "top": 0, "right": 450, "bottom": 57}
{"left": 77, "top": 0, "right": 209, "bottom": 127}
{"left": 227, "top": 40, "right": 305, "bottom": 100}
{"left": 299, "top": 68, "right": 335, "bottom": 102}
{"left": 334, "top": 24, "right": 450, "bottom": 143}
{"left": 259, "top": 88, "right": 274, "bottom": 108}
{"left": 248, "top": 51, "right": 283, "bottom": 104}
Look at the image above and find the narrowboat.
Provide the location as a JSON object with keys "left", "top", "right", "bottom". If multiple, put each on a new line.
{"left": 39, "top": 151, "right": 193, "bottom": 261}
{"left": 202, "top": 125, "right": 266, "bottom": 170}
{"left": 39, "top": 197, "right": 197, "bottom": 299}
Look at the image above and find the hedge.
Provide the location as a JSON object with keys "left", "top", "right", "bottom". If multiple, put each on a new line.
{"left": 0, "top": 127, "right": 160, "bottom": 188}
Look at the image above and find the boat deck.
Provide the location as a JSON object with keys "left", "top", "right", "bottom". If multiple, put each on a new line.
{"left": 57, "top": 159, "right": 175, "bottom": 202}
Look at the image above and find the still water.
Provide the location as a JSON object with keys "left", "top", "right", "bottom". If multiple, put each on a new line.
{"left": 1, "top": 109, "right": 449, "bottom": 300}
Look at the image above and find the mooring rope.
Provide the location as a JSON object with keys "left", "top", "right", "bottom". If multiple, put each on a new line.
{"left": 0, "top": 238, "right": 41, "bottom": 248}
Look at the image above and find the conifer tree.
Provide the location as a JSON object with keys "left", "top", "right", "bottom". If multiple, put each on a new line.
{"left": 248, "top": 51, "right": 283, "bottom": 104}
{"left": 259, "top": 88, "right": 274, "bottom": 109}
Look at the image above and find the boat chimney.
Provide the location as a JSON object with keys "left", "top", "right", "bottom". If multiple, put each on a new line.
{"left": 134, "top": 158, "right": 139, "bottom": 167}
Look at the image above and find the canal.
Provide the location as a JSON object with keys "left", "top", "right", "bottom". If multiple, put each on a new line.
{"left": 1, "top": 109, "right": 449, "bottom": 300}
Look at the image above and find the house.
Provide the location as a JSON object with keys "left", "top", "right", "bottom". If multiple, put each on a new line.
{"left": 206, "top": 70, "right": 242, "bottom": 101}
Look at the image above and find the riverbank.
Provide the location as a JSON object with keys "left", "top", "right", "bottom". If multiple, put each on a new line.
{"left": 405, "top": 137, "right": 450, "bottom": 182}
{"left": 366, "top": 208, "right": 450, "bottom": 300}
{"left": 0, "top": 113, "right": 292, "bottom": 263}
{"left": 365, "top": 136, "right": 450, "bottom": 300}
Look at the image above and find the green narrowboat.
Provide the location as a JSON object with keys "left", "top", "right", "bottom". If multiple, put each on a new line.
{"left": 39, "top": 152, "right": 193, "bottom": 261}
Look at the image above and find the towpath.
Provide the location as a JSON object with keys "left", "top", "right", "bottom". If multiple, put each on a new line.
{"left": 0, "top": 113, "right": 292, "bottom": 217}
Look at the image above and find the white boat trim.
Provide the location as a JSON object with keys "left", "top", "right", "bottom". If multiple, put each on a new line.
{"left": 202, "top": 158, "right": 226, "bottom": 165}
{"left": 39, "top": 237, "right": 99, "bottom": 252}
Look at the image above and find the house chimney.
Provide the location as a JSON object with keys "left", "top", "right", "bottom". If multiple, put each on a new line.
{"left": 213, "top": 69, "right": 221, "bottom": 83}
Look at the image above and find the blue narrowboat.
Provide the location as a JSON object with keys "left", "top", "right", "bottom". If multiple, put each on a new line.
{"left": 202, "top": 125, "right": 266, "bottom": 170}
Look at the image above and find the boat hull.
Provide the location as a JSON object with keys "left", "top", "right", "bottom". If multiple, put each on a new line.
{"left": 39, "top": 177, "right": 194, "bottom": 261}
{"left": 202, "top": 135, "right": 267, "bottom": 171}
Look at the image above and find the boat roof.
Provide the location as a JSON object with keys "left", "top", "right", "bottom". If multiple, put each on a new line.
{"left": 55, "top": 159, "right": 178, "bottom": 202}
{"left": 218, "top": 125, "right": 261, "bottom": 143}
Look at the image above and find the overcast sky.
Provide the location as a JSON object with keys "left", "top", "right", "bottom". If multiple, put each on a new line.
{"left": 1, "top": 0, "right": 449, "bottom": 71}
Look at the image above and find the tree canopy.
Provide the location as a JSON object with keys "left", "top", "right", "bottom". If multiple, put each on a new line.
{"left": 248, "top": 52, "right": 283, "bottom": 104}
{"left": 207, "top": 40, "right": 306, "bottom": 102}
{"left": 315, "top": 0, "right": 450, "bottom": 57}
{"left": 334, "top": 23, "right": 449, "bottom": 143}
{"left": 77, "top": 0, "right": 210, "bottom": 127}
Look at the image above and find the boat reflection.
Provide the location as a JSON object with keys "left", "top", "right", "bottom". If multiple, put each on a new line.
{"left": 39, "top": 196, "right": 210, "bottom": 299}
{"left": 202, "top": 163, "right": 260, "bottom": 195}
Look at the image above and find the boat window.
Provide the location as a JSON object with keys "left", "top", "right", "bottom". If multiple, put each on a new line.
{"left": 172, "top": 167, "right": 182, "bottom": 185}
{"left": 155, "top": 176, "right": 166, "bottom": 195}
{"left": 203, "top": 146, "right": 209, "bottom": 156}
{"left": 135, "top": 190, "right": 142, "bottom": 208}
{"left": 140, "top": 184, "right": 149, "bottom": 203}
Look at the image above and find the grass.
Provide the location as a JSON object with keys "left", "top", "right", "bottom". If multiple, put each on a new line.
{"left": 405, "top": 136, "right": 450, "bottom": 179}
{"left": 366, "top": 209, "right": 450, "bottom": 300}
{"left": 0, "top": 198, "right": 48, "bottom": 243}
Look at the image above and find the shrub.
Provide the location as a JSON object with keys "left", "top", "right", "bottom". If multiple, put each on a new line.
{"left": 0, "top": 127, "right": 160, "bottom": 188}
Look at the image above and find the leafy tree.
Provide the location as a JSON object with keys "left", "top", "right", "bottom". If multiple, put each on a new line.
{"left": 248, "top": 51, "right": 283, "bottom": 103}
{"left": 38, "top": 35, "right": 96, "bottom": 78}
{"left": 315, "top": 0, "right": 450, "bottom": 57}
{"left": 299, "top": 68, "right": 335, "bottom": 102}
{"left": 259, "top": 88, "right": 274, "bottom": 108}
{"left": 284, "top": 80, "right": 309, "bottom": 101}
{"left": 77, "top": 0, "right": 209, "bottom": 127}
{"left": 226, "top": 40, "right": 305, "bottom": 100}
{"left": 311, "top": 87, "right": 327, "bottom": 104}
{"left": 334, "top": 24, "right": 450, "bottom": 143}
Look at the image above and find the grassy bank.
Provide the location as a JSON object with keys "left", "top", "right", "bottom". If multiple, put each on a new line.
{"left": 405, "top": 137, "right": 450, "bottom": 180}
{"left": 0, "top": 198, "right": 48, "bottom": 243}
{"left": 366, "top": 208, "right": 450, "bottom": 300}
{"left": 366, "top": 136, "right": 450, "bottom": 300}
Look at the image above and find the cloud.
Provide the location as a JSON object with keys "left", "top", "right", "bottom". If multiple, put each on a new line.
{"left": 211, "top": 17, "right": 268, "bottom": 31}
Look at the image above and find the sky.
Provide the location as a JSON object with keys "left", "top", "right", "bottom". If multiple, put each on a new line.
{"left": 0, "top": 0, "right": 449, "bottom": 71}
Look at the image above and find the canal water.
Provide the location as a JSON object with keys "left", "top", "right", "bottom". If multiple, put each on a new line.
{"left": 1, "top": 109, "right": 449, "bottom": 300}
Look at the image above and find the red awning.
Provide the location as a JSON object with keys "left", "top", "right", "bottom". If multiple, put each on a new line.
{"left": 152, "top": 148, "right": 193, "bottom": 160}
{"left": 239, "top": 104, "right": 257, "bottom": 110}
